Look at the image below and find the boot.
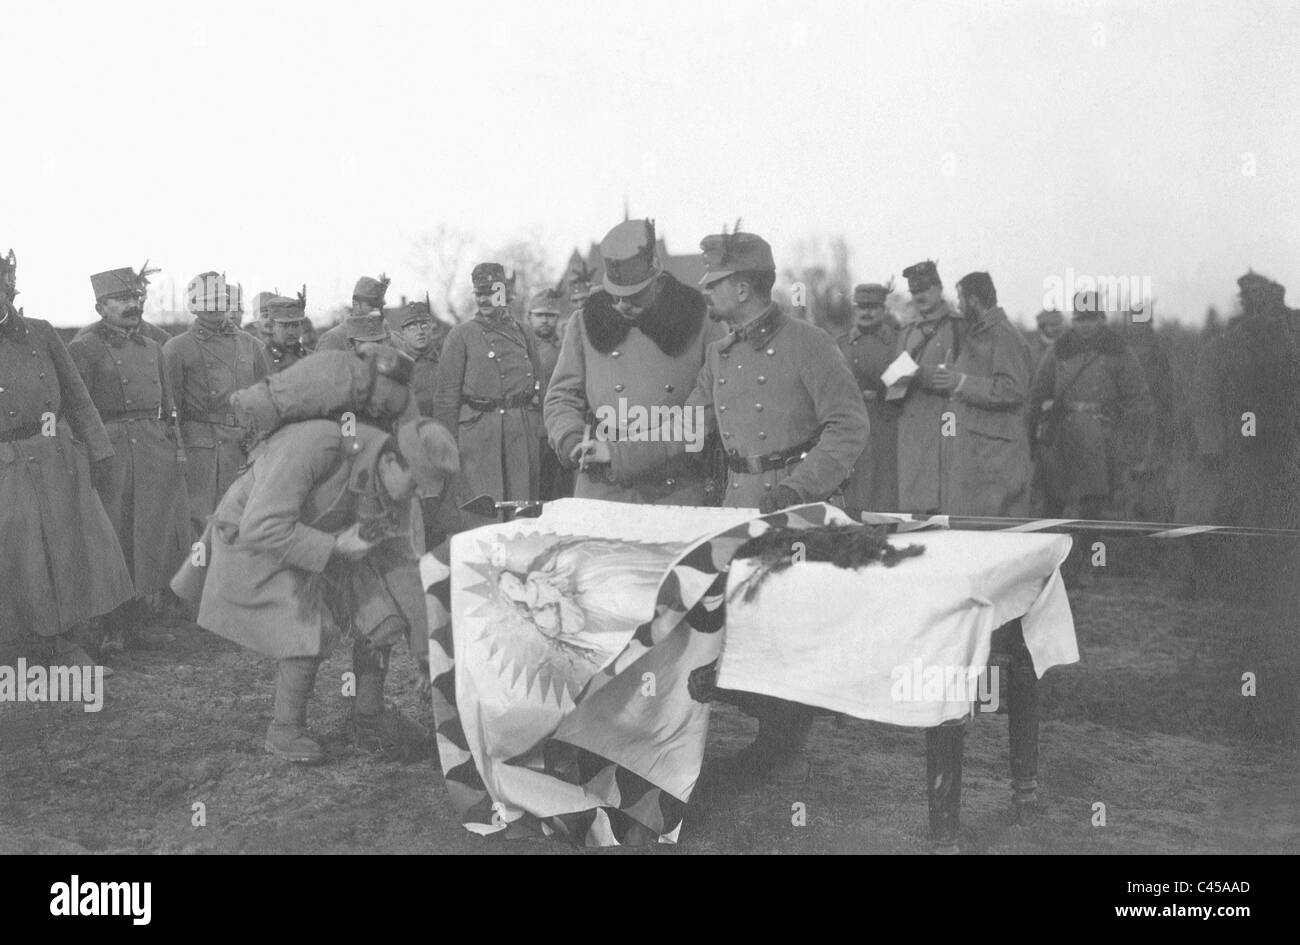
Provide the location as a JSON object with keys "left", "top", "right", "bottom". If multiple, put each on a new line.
{"left": 51, "top": 633, "right": 114, "bottom": 678}
{"left": 351, "top": 640, "right": 430, "bottom": 761}
{"left": 728, "top": 698, "right": 813, "bottom": 784}
{"left": 265, "top": 657, "right": 323, "bottom": 764}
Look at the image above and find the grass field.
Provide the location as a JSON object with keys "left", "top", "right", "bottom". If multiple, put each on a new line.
{"left": 2, "top": 564, "right": 1296, "bottom": 855}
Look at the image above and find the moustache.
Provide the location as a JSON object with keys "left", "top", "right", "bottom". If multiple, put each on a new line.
{"left": 121, "top": 306, "right": 143, "bottom": 319}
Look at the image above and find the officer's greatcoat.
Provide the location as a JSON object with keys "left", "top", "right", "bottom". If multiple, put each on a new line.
{"left": 68, "top": 322, "right": 192, "bottom": 595}
{"left": 893, "top": 301, "right": 965, "bottom": 514}
{"left": 545, "top": 276, "right": 724, "bottom": 505}
{"left": 0, "top": 312, "right": 133, "bottom": 641}
{"left": 188, "top": 420, "right": 426, "bottom": 658}
{"left": 945, "top": 306, "right": 1034, "bottom": 517}
{"left": 838, "top": 321, "right": 899, "bottom": 512}
{"left": 432, "top": 312, "right": 542, "bottom": 519}
{"left": 686, "top": 303, "right": 869, "bottom": 509}
{"left": 1030, "top": 327, "right": 1152, "bottom": 504}
{"left": 163, "top": 321, "right": 270, "bottom": 532}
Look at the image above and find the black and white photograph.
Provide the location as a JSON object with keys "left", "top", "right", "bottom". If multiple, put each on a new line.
{"left": 0, "top": 0, "right": 1296, "bottom": 882}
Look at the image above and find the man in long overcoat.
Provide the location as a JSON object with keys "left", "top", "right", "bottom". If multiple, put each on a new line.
{"left": 0, "top": 248, "right": 133, "bottom": 663}
{"left": 163, "top": 271, "right": 270, "bottom": 535}
{"left": 68, "top": 265, "right": 192, "bottom": 651}
{"left": 432, "top": 262, "right": 542, "bottom": 525}
{"left": 546, "top": 219, "right": 725, "bottom": 505}
{"left": 943, "top": 271, "right": 1034, "bottom": 517}
{"left": 183, "top": 416, "right": 457, "bottom": 763}
{"left": 893, "top": 260, "right": 966, "bottom": 514}
{"left": 838, "top": 282, "right": 899, "bottom": 512}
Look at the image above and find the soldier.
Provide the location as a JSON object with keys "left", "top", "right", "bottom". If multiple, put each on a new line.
{"left": 566, "top": 259, "right": 598, "bottom": 323}
{"left": 546, "top": 220, "right": 723, "bottom": 505}
{"left": 528, "top": 287, "right": 570, "bottom": 500}
{"left": 250, "top": 290, "right": 278, "bottom": 348}
{"left": 264, "top": 291, "right": 310, "bottom": 374}
{"left": 892, "top": 260, "right": 966, "bottom": 514}
{"left": 586, "top": 230, "right": 868, "bottom": 783}
{"left": 433, "top": 263, "right": 542, "bottom": 525}
{"left": 192, "top": 416, "right": 457, "bottom": 763}
{"left": 1178, "top": 271, "right": 1298, "bottom": 598}
{"left": 0, "top": 248, "right": 134, "bottom": 668}
{"left": 1030, "top": 290, "right": 1152, "bottom": 582}
{"left": 389, "top": 297, "right": 442, "bottom": 417}
{"left": 316, "top": 274, "right": 392, "bottom": 351}
{"left": 1028, "top": 307, "right": 1066, "bottom": 374}
{"left": 839, "top": 282, "right": 900, "bottom": 512}
{"left": 163, "top": 271, "right": 271, "bottom": 536}
{"left": 944, "top": 271, "right": 1034, "bottom": 516}
{"left": 67, "top": 267, "right": 192, "bottom": 652}
{"left": 1119, "top": 307, "right": 1175, "bottom": 524}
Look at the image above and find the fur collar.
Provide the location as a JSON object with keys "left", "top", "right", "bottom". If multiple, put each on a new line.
{"left": 582, "top": 273, "right": 706, "bottom": 357}
{"left": 1054, "top": 325, "right": 1127, "bottom": 360}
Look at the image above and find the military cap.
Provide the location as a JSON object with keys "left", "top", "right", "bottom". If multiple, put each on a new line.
{"left": 956, "top": 271, "right": 996, "bottom": 304}
{"left": 471, "top": 262, "right": 508, "bottom": 292}
{"left": 264, "top": 294, "right": 306, "bottom": 323}
{"left": 853, "top": 283, "right": 889, "bottom": 304}
{"left": 1035, "top": 307, "right": 1061, "bottom": 323}
{"left": 397, "top": 299, "right": 436, "bottom": 327}
{"left": 396, "top": 417, "right": 460, "bottom": 497}
{"left": 902, "top": 260, "right": 941, "bottom": 293}
{"left": 1072, "top": 290, "right": 1104, "bottom": 317}
{"left": 698, "top": 230, "right": 775, "bottom": 288}
{"left": 2, "top": 249, "right": 17, "bottom": 301}
{"left": 352, "top": 274, "right": 391, "bottom": 306}
{"left": 600, "top": 219, "right": 662, "bottom": 296}
{"left": 92, "top": 265, "right": 151, "bottom": 303}
{"left": 185, "top": 270, "right": 241, "bottom": 314}
{"left": 345, "top": 311, "right": 389, "bottom": 342}
{"left": 527, "top": 288, "right": 562, "bottom": 315}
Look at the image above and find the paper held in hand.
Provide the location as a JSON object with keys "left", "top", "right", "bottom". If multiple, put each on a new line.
{"left": 882, "top": 350, "right": 919, "bottom": 401}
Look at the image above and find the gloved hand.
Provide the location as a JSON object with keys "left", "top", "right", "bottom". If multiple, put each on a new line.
{"left": 556, "top": 431, "right": 583, "bottom": 470}
{"left": 758, "top": 484, "right": 801, "bottom": 514}
{"left": 90, "top": 458, "right": 113, "bottom": 496}
{"left": 687, "top": 660, "right": 718, "bottom": 704}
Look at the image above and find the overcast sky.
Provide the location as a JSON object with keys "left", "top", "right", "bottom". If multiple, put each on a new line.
{"left": 4, "top": 0, "right": 1298, "bottom": 327}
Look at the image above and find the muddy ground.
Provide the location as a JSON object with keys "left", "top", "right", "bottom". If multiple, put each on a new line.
{"left": 2, "top": 550, "right": 1297, "bottom": 855}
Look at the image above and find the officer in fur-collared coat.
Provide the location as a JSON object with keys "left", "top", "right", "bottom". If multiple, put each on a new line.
{"left": 545, "top": 219, "right": 725, "bottom": 506}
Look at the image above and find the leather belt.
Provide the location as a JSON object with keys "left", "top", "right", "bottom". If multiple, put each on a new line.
{"left": 725, "top": 436, "right": 818, "bottom": 474}
{"left": 185, "top": 412, "right": 241, "bottom": 426}
{"left": 0, "top": 422, "right": 43, "bottom": 443}
{"left": 462, "top": 391, "right": 534, "bottom": 412}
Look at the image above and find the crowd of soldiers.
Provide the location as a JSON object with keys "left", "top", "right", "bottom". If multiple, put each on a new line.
{"left": 2, "top": 223, "right": 1297, "bottom": 779}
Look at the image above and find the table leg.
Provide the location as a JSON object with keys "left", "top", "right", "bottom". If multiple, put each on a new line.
{"left": 1005, "top": 619, "right": 1040, "bottom": 811}
{"left": 926, "top": 718, "right": 966, "bottom": 853}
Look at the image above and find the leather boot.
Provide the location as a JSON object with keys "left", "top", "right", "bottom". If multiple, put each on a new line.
{"left": 351, "top": 639, "right": 430, "bottom": 761}
{"left": 265, "top": 657, "right": 323, "bottom": 764}
{"left": 51, "top": 633, "right": 114, "bottom": 678}
{"left": 729, "top": 697, "right": 813, "bottom": 784}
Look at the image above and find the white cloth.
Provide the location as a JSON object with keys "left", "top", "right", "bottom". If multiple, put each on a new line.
{"left": 716, "top": 530, "right": 1077, "bottom": 726}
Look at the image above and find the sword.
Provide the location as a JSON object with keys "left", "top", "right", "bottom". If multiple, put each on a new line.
{"left": 459, "top": 494, "right": 545, "bottom": 519}
{"left": 851, "top": 511, "right": 1300, "bottom": 540}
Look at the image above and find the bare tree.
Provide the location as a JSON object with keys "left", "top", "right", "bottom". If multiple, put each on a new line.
{"left": 408, "top": 224, "right": 476, "bottom": 323}
{"left": 780, "top": 235, "right": 853, "bottom": 334}
{"left": 488, "top": 231, "right": 556, "bottom": 320}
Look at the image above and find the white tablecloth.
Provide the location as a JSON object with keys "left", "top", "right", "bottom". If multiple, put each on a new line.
{"left": 716, "top": 530, "right": 1078, "bottom": 726}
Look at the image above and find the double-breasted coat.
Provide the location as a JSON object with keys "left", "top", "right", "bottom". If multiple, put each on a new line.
{"left": 0, "top": 312, "right": 133, "bottom": 641}
{"left": 894, "top": 302, "right": 966, "bottom": 514}
{"left": 68, "top": 322, "right": 192, "bottom": 596}
{"left": 266, "top": 340, "right": 307, "bottom": 374}
{"left": 838, "top": 321, "right": 900, "bottom": 512}
{"left": 432, "top": 312, "right": 542, "bottom": 523}
{"left": 186, "top": 419, "right": 427, "bottom": 659}
{"left": 945, "top": 306, "right": 1034, "bottom": 517}
{"left": 1030, "top": 327, "right": 1152, "bottom": 505}
{"left": 544, "top": 276, "right": 725, "bottom": 505}
{"left": 163, "top": 321, "right": 270, "bottom": 533}
{"left": 684, "top": 303, "right": 869, "bottom": 509}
